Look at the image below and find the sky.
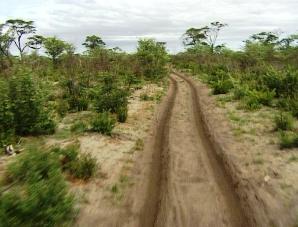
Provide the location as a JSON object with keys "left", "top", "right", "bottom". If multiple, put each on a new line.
{"left": 1, "top": 0, "right": 298, "bottom": 53}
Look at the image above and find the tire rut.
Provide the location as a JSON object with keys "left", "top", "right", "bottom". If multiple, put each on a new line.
{"left": 137, "top": 73, "right": 249, "bottom": 227}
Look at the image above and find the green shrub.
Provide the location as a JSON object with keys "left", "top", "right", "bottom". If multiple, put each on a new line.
{"left": 0, "top": 80, "right": 14, "bottom": 147}
{"left": 212, "top": 79, "right": 233, "bottom": 95}
{"left": 56, "top": 99, "right": 69, "bottom": 117}
{"left": 91, "top": 112, "right": 116, "bottom": 135}
{"left": 257, "top": 89, "right": 275, "bottom": 106}
{"left": 0, "top": 148, "right": 75, "bottom": 226}
{"left": 241, "top": 91, "right": 262, "bottom": 111}
{"left": 233, "top": 84, "right": 249, "bottom": 100}
{"left": 69, "top": 153, "right": 97, "bottom": 180}
{"left": 71, "top": 121, "right": 88, "bottom": 134}
{"left": 52, "top": 146, "right": 97, "bottom": 180}
{"left": 140, "top": 93, "right": 153, "bottom": 101}
{"left": 117, "top": 106, "right": 128, "bottom": 123}
{"left": 9, "top": 74, "right": 56, "bottom": 136}
{"left": 280, "top": 132, "right": 298, "bottom": 149}
{"left": 95, "top": 89, "right": 128, "bottom": 113}
{"left": 274, "top": 112, "right": 294, "bottom": 131}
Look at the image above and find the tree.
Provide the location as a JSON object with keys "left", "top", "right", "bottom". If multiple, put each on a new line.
{"left": 206, "top": 22, "right": 227, "bottom": 53}
{"left": 9, "top": 73, "right": 55, "bottom": 135}
{"left": 183, "top": 27, "right": 208, "bottom": 47}
{"left": 136, "top": 38, "right": 168, "bottom": 79}
{"left": 183, "top": 22, "right": 227, "bottom": 53}
{"left": 0, "top": 24, "right": 13, "bottom": 57}
{"left": 83, "top": 35, "right": 105, "bottom": 50}
{"left": 5, "top": 19, "right": 37, "bottom": 58}
{"left": 43, "top": 37, "right": 66, "bottom": 65}
{"left": 249, "top": 32, "right": 279, "bottom": 45}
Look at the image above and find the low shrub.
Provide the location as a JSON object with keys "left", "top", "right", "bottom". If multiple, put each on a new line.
{"left": 52, "top": 145, "right": 97, "bottom": 180}
{"left": 71, "top": 121, "right": 88, "bottom": 134}
{"left": 56, "top": 99, "right": 69, "bottom": 117}
{"left": 241, "top": 91, "right": 262, "bottom": 111}
{"left": 140, "top": 93, "right": 153, "bottom": 101}
{"left": 91, "top": 112, "right": 116, "bottom": 135}
{"left": 274, "top": 112, "right": 294, "bottom": 131}
{"left": 0, "top": 148, "right": 75, "bottom": 226}
{"left": 69, "top": 153, "right": 97, "bottom": 180}
{"left": 117, "top": 106, "right": 128, "bottom": 123}
{"left": 280, "top": 132, "right": 298, "bottom": 149}
{"left": 212, "top": 79, "right": 233, "bottom": 95}
{"left": 232, "top": 84, "right": 249, "bottom": 100}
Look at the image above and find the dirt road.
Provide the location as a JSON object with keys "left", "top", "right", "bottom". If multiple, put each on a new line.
{"left": 125, "top": 73, "right": 249, "bottom": 227}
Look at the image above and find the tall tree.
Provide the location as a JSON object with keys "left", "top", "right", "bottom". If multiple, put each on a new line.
{"left": 43, "top": 37, "right": 66, "bottom": 65}
{"left": 5, "top": 19, "right": 37, "bottom": 58}
{"left": 83, "top": 35, "right": 105, "bottom": 50}
{"left": 183, "top": 22, "right": 227, "bottom": 53}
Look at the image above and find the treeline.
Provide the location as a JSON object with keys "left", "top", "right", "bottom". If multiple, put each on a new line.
{"left": 172, "top": 22, "right": 298, "bottom": 148}
{"left": 0, "top": 19, "right": 169, "bottom": 146}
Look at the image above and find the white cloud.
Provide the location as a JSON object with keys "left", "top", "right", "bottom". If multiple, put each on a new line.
{"left": 1, "top": 0, "right": 298, "bottom": 53}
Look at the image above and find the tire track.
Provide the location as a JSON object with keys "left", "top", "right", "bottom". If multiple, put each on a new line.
{"left": 138, "top": 76, "right": 178, "bottom": 227}
{"left": 136, "top": 73, "right": 248, "bottom": 227}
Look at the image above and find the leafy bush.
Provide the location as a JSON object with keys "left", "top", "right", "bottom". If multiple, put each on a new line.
{"left": 0, "top": 148, "right": 75, "bottom": 226}
{"left": 52, "top": 145, "right": 97, "bottom": 180}
{"left": 91, "top": 112, "right": 116, "bottom": 135}
{"left": 136, "top": 39, "right": 168, "bottom": 80}
{"left": 9, "top": 74, "right": 56, "bottom": 136}
{"left": 241, "top": 91, "right": 262, "bottom": 111}
{"left": 0, "top": 80, "right": 14, "bottom": 147}
{"left": 117, "top": 106, "right": 128, "bottom": 123}
{"left": 233, "top": 84, "right": 249, "bottom": 100}
{"left": 69, "top": 153, "right": 97, "bottom": 180}
{"left": 140, "top": 93, "right": 153, "bottom": 101}
{"left": 71, "top": 120, "right": 88, "bottom": 134}
{"left": 280, "top": 132, "right": 298, "bottom": 149}
{"left": 95, "top": 75, "right": 129, "bottom": 114}
{"left": 56, "top": 99, "right": 69, "bottom": 117}
{"left": 212, "top": 79, "right": 233, "bottom": 95}
{"left": 256, "top": 89, "right": 275, "bottom": 106}
{"left": 274, "top": 112, "right": 294, "bottom": 131}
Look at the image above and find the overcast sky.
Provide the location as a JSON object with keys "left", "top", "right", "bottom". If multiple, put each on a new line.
{"left": 1, "top": 0, "right": 298, "bottom": 53}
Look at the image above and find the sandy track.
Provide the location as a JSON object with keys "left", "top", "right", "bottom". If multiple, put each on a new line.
{"left": 124, "top": 73, "right": 249, "bottom": 227}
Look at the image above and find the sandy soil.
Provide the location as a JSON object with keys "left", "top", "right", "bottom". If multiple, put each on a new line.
{"left": 179, "top": 71, "right": 298, "bottom": 226}
{"left": 72, "top": 84, "right": 164, "bottom": 226}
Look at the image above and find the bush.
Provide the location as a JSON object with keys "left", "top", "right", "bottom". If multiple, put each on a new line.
{"left": 274, "top": 112, "right": 294, "bottom": 131}
{"left": 256, "top": 89, "right": 275, "bottom": 106}
{"left": 69, "top": 153, "right": 97, "bottom": 180}
{"left": 71, "top": 121, "right": 88, "bottom": 134}
{"left": 117, "top": 106, "right": 128, "bottom": 123}
{"left": 280, "top": 132, "right": 298, "bottom": 149}
{"left": 0, "top": 148, "right": 75, "bottom": 226}
{"left": 56, "top": 99, "right": 69, "bottom": 117}
{"left": 9, "top": 74, "right": 56, "bottom": 136}
{"left": 91, "top": 112, "right": 116, "bottom": 135}
{"left": 140, "top": 93, "right": 153, "bottom": 101}
{"left": 241, "top": 91, "right": 262, "bottom": 111}
{"left": 212, "top": 79, "right": 233, "bottom": 95}
{"left": 233, "top": 84, "right": 249, "bottom": 100}
{"left": 0, "top": 80, "right": 14, "bottom": 147}
{"left": 52, "top": 146, "right": 97, "bottom": 180}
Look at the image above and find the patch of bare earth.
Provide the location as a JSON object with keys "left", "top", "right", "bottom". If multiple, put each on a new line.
{"left": 68, "top": 84, "right": 164, "bottom": 226}
{"left": 188, "top": 72, "right": 298, "bottom": 226}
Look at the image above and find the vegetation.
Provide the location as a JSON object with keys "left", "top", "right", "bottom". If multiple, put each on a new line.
{"left": 173, "top": 22, "right": 298, "bottom": 148}
{"left": 0, "top": 17, "right": 169, "bottom": 226}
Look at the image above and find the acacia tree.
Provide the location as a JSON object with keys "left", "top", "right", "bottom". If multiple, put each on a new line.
{"left": 5, "top": 19, "right": 37, "bottom": 58}
{"left": 83, "top": 35, "right": 105, "bottom": 50}
{"left": 43, "top": 37, "right": 66, "bottom": 65}
{"left": 183, "top": 22, "right": 227, "bottom": 53}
